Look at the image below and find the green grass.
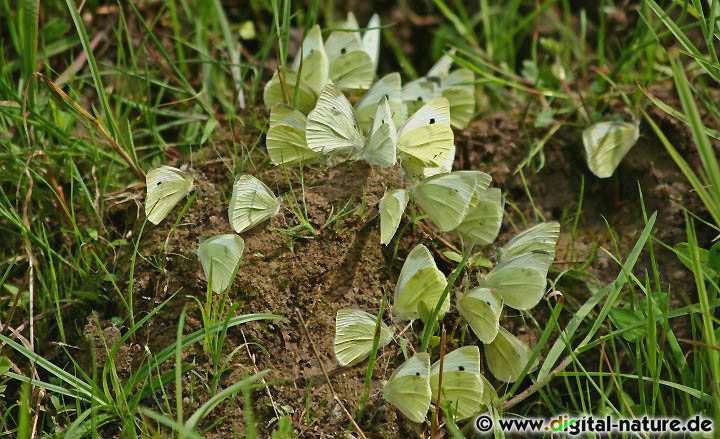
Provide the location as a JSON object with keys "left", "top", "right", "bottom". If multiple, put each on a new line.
{"left": 1, "top": 0, "right": 720, "bottom": 437}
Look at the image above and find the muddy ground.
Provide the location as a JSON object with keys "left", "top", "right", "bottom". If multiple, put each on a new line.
{"left": 78, "top": 83, "right": 713, "bottom": 437}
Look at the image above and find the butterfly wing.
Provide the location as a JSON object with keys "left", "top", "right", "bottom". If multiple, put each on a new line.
{"left": 145, "top": 165, "right": 194, "bottom": 225}
{"left": 355, "top": 72, "right": 405, "bottom": 133}
{"left": 480, "top": 252, "right": 552, "bottom": 310}
{"left": 442, "top": 68, "right": 476, "bottom": 129}
{"left": 306, "top": 83, "right": 365, "bottom": 155}
{"left": 325, "top": 27, "right": 374, "bottom": 91}
{"left": 267, "top": 104, "right": 320, "bottom": 166}
{"left": 454, "top": 187, "right": 504, "bottom": 245}
{"left": 329, "top": 51, "right": 375, "bottom": 91}
{"left": 263, "top": 69, "right": 318, "bottom": 114}
{"left": 291, "top": 25, "right": 329, "bottom": 95}
{"left": 334, "top": 308, "right": 393, "bottom": 367}
{"left": 498, "top": 222, "right": 560, "bottom": 263}
{"left": 228, "top": 175, "right": 281, "bottom": 233}
{"left": 363, "top": 98, "right": 398, "bottom": 167}
{"left": 456, "top": 287, "right": 502, "bottom": 344}
{"left": 362, "top": 13, "right": 381, "bottom": 71}
{"left": 411, "top": 171, "right": 478, "bottom": 231}
{"left": 398, "top": 98, "right": 454, "bottom": 173}
{"left": 404, "top": 143, "right": 456, "bottom": 178}
{"left": 394, "top": 244, "right": 448, "bottom": 320}
{"left": 429, "top": 346, "right": 484, "bottom": 420}
{"left": 196, "top": 234, "right": 245, "bottom": 293}
{"left": 485, "top": 327, "right": 537, "bottom": 382}
{"left": 383, "top": 353, "right": 431, "bottom": 423}
{"left": 379, "top": 189, "right": 408, "bottom": 245}
{"left": 582, "top": 121, "right": 640, "bottom": 178}
{"left": 498, "top": 221, "right": 560, "bottom": 262}
{"left": 402, "top": 78, "right": 439, "bottom": 117}
{"left": 427, "top": 49, "right": 456, "bottom": 78}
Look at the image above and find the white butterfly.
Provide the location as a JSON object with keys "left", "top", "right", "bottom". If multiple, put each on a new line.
{"left": 306, "top": 84, "right": 454, "bottom": 172}
{"left": 266, "top": 104, "right": 321, "bottom": 167}
{"left": 582, "top": 121, "right": 639, "bottom": 178}
{"left": 379, "top": 189, "right": 409, "bottom": 245}
{"left": 402, "top": 50, "right": 476, "bottom": 129}
{"left": 396, "top": 97, "right": 454, "bottom": 175}
{"left": 479, "top": 251, "right": 552, "bottom": 310}
{"left": 393, "top": 244, "right": 448, "bottom": 321}
{"left": 228, "top": 175, "right": 281, "bottom": 233}
{"left": 429, "top": 346, "right": 485, "bottom": 420}
{"left": 456, "top": 287, "right": 502, "bottom": 344}
{"left": 334, "top": 308, "right": 394, "bottom": 367}
{"left": 410, "top": 171, "right": 491, "bottom": 232}
{"left": 355, "top": 72, "right": 406, "bottom": 134}
{"left": 145, "top": 165, "right": 194, "bottom": 225}
{"left": 453, "top": 187, "right": 504, "bottom": 246}
{"left": 305, "top": 83, "right": 397, "bottom": 166}
{"left": 497, "top": 222, "right": 560, "bottom": 262}
{"left": 325, "top": 13, "right": 380, "bottom": 91}
{"left": 485, "top": 327, "right": 538, "bottom": 382}
{"left": 264, "top": 25, "right": 329, "bottom": 114}
{"left": 383, "top": 353, "right": 432, "bottom": 423}
{"left": 196, "top": 234, "right": 245, "bottom": 293}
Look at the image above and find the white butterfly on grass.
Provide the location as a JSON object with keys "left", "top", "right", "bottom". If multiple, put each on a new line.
{"left": 144, "top": 165, "right": 194, "bottom": 225}
{"left": 484, "top": 327, "right": 538, "bottom": 382}
{"left": 456, "top": 287, "right": 502, "bottom": 344}
{"left": 474, "top": 222, "right": 560, "bottom": 311}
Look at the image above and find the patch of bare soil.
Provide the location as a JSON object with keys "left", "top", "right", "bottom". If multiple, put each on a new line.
{"left": 88, "top": 97, "right": 711, "bottom": 437}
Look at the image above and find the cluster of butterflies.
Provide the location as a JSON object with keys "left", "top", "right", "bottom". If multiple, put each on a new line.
{"left": 334, "top": 221, "right": 559, "bottom": 423}
{"left": 145, "top": 166, "right": 284, "bottom": 293}
{"left": 142, "top": 11, "right": 567, "bottom": 426}
{"left": 263, "top": 13, "right": 475, "bottom": 178}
